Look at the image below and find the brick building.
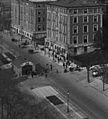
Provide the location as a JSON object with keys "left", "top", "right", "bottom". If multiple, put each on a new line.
{"left": 11, "top": 0, "right": 56, "bottom": 41}
{"left": 45, "top": 0, "right": 103, "bottom": 61}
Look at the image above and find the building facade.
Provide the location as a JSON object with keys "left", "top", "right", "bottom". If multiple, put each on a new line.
{"left": 11, "top": 0, "right": 56, "bottom": 40}
{"left": 45, "top": 0, "right": 103, "bottom": 60}
{"left": 0, "top": 0, "right": 11, "bottom": 30}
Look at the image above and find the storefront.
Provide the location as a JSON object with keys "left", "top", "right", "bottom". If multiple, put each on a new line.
{"left": 21, "top": 61, "right": 35, "bottom": 75}
{"left": 32, "top": 33, "right": 46, "bottom": 46}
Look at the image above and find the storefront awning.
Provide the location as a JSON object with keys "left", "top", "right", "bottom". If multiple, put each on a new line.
{"left": 21, "top": 61, "right": 33, "bottom": 67}
{"left": 69, "top": 49, "right": 108, "bottom": 67}
{"left": 32, "top": 36, "right": 45, "bottom": 45}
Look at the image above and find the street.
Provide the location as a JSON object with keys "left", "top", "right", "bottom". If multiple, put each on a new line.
{"left": 1, "top": 33, "right": 108, "bottom": 119}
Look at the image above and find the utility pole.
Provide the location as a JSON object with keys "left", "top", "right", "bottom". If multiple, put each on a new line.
{"left": 103, "top": 76, "right": 105, "bottom": 91}
{"left": 1, "top": 97, "right": 4, "bottom": 119}
{"left": 67, "top": 90, "right": 69, "bottom": 113}
{"left": 86, "top": 66, "right": 90, "bottom": 83}
{"left": 102, "top": 65, "right": 107, "bottom": 91}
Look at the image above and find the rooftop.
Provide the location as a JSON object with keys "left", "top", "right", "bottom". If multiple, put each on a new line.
{"left": 29, "top": 0, "right": 56, "bottom": 2}
{"left": 48, "top": 0, "right": 101, "bottom": 8}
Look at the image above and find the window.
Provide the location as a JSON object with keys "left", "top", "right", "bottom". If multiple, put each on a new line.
{"left": 38, "top": 17, "right": 41, "bottom": 22}
{"left": 30, "top": 34, "right": 32, "bottom": 38}
{"left": 43, "top": 26, "right": 45, "bottom": 31}
{"left": 93, "top": 34, "right": 95, "bottom": 41}
{"left": 84, "top": 46, "right": 87, "bottom": 52}
{"left": 43, "top": 17, "right": 45, "bottom": 22}
{"left": 83, "top": 35, "right": 88, "bottom": 43}
{"left": 37, "top": 4, "right": 41, "bottom": 7}
{"left": 93, "top": 24, "right": 98, "bottom": 32}
{"left": 38, "top": 25, "right": 41, "bottom": 31}
{"left": 27, "top": 33, "right": 29, "bottom": 37}
{"left": 83, "top": 25, "right": 88, "bottom": 33}
{"left": 73, "top": 17, "right": 78, "bottom": 24}
{"left": 74, "top": 47, "right": 77, "bottom": 54}
{"left": 73, "top": 9, "right": 78, "bottom": 14}
{"left": 83, "top": 8, "right": 88, "bottom": 14}
{"left": 83, "top": 16, "right": 88, "bottom": 23}
{"left": 94, "top": 8, "right": 98, "bottom": 13}
{"left": 38, "top": 11, "right": 41, "bottom": 15}
{"left": 93, "top": 15, "right": 98, "bottom": 22}
{"left": 73, "top": 26, "right": 78, "bottom": 34}
{"left": 72, "top": 36, "right": 78, "bottom": 44}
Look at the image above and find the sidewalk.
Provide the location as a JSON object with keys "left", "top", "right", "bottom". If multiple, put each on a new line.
{"left": 39, "top": 45, "right": 108, "bottom": 98}
{"left": 2, "top": 31, "right": 108, "bottom": 98}
{"left": 18, "top": 76, "right": 88, "bottom": 119}
{"left": 1, "top": 31, "right": 108, "bottom": 119}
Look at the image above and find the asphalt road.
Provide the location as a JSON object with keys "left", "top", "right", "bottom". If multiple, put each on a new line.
{"left": 1, "top": 34, "right": 108, "bottom": 119}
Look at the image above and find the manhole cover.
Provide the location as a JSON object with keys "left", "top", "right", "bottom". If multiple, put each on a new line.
{"left": 46, "top": 95, "right": 63, "bottom": 105}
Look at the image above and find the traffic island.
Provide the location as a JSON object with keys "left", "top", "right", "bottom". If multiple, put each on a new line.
{"left": 18, "top": 76, "right": 88, "bottom": 119}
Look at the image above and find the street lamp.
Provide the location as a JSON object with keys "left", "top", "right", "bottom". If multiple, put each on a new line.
{"left": 67, "top": 90, "right": 69, "bottom": 113}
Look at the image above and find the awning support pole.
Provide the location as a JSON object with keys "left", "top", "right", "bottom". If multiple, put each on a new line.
{"left": 86, "top": 66, "right": 90, "bottom": 83}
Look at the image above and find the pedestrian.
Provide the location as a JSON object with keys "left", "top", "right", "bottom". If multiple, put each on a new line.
{"left": 45, "top": 73, "right": 47, "bottom": 78}
{"left": 56, "top": 69, "right": 59, "bottom": 74}
{"left": 50, "top": 64, "right": 52, "bottom": 71}
{"left": 31, "top": 71, "right": 34, "bottom": 78}
{"left": 63, "top": 62, "right": 65, "bottom": 69}
{"left": 45, "top": 69, "right": 48, "bottom": 78}
{"left": 46, "top": 63, "right": 49, "bottom": 71}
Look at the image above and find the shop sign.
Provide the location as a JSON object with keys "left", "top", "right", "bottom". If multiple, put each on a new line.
{"left": 34, "top": 33, "right": 46, "bottom": 39}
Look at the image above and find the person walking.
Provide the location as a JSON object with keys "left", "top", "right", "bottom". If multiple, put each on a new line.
{"left": 63, "top": 62, "right": 65, "bottom": 69}
{"left": 31, "top": 71, "right": 34, "bottom": 78}
{"left": 50, "top": 64, "right": 53, "bottom": 71}
{"left": 45, "top": 69, "right": 48, "bottom": 78}
{"left": 45, "top": 73, "right": 47, "bottom": 78}
{"left": 56, "top": 69, "right": 59, "bottom": 74}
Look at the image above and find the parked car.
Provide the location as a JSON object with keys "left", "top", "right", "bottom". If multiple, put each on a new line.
{"left": 21, "top": 41, "right": 29, "bottom": 46}
{"left": 11, "top": 38, "right": 18, "bottom": 42}
{"left": 28, "top": 48, "right": 38, "bottom": 54}
{"left": 92, "top": 66, "right": 104, "bottom": 77}
{"left": 74, "top": 65, "right": 83, "bottom": 72}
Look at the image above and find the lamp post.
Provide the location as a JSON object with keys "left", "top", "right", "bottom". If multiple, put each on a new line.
{"left": 67, "top": 90, "right": 69, "bottom": 113}
{"left": 102, "top": 64, "right": 106, "bottom": 91}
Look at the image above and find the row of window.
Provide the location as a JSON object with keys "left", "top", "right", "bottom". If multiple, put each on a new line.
{"left": 37, "top": 17, "right": 45, "bottom": 23}
{"left": 47, "top": 24, "right": 98, "bottom": 36}
{"left": 73, "top": 15, "right": 98, "bottom": 24}
{"left": 74, "top": 46, "right": 88, "bottom": 54}
{"left": 70, "top": 35, "right": 89, "bottom": 44}
{"left": 72, "top": 8, "right": 99, "bottom": 14}
{"left": 37, "top": 25, "right": 46, "bottom": 31}
{"left": 73, "top": 24, "right": 98, "bottom": 34}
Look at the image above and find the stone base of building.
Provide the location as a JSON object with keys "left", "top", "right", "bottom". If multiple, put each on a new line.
{"left": 45, "top": 38, "right": 95, "bottom": 63}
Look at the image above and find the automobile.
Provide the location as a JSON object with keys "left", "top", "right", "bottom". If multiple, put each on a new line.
{"left": 28, "top": 48, "right": 38, "bottom": 54}
{"left": 0, "top": 63, "right": 12, "bottom": 69}
{"left": 11, "top": 38, "right": 18, "bottom": 42}
{"left": 21, "top": 41, "right": 29, "bottom": 46}
{"left": 74, "top": 65, "right": 83, "bottom": 72}
{"left": 20, "top": 44, "right": 28, "bottom": 48}
{"left": 90, "top": 65, "right": 102, "bottom": 71}
{"left": 40, "top": 47, "right": 44, "bottom": 51}
{"left": 92, "top": 67, "right": 104, "bottom": 77}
